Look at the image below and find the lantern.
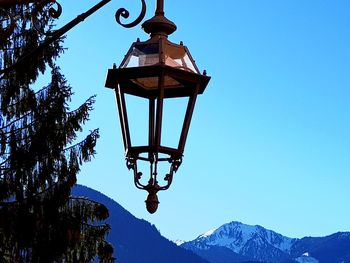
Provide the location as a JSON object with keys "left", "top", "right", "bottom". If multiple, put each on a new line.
{"left": 105, "top": 0, "right": 210, "bottom": 213}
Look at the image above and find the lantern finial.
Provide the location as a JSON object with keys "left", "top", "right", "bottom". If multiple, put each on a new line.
{"left": 141, "top": 0, "right": 176, "bottom": 37}
{"left": 145, "top": 191, "right": 159, "bottom": 214}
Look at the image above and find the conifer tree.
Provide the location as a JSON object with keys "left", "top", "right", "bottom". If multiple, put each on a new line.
{"left": 0, "top": 3, "right": 114, "bottom": 262}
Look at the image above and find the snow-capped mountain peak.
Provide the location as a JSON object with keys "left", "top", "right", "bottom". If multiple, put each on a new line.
{"left": 181, "top": 222, "right": 350, "bottom": 263}
{"left": 182, "top": 221, "right": 296, "bottom": 262}
{"left": 189, "top": 221, "right": 295, "bottom": 254}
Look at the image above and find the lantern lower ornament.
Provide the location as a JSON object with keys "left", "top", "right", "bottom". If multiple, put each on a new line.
{"left": 126, "top": 153, "right": 182, "bottom": 213}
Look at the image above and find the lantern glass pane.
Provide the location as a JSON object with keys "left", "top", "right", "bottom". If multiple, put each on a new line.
{"left": 164, "top": 42, "right": 199, "bottom": 73}
{"left": 124, "top": 94, "right": 149, "bottom": 147}
{"left": 121, "top": 44, "right": 160, "bottom": 68}
{"left": 161, "top": 97, "right": 189, "bottom": 150}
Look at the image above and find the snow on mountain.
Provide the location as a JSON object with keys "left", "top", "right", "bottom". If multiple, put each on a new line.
{"left": 174, "top": 240, "right": 185, "bottom": 246}
{"left": 186, "top": 221, "right": 296, "bottom": 254}
{"left": 295, "top": 253, "right": 319, "bottom": 263}
{"left": 182, "top": 221, "right": 299, "bottom": 262}
{"left": 199, "top": 228, "right": 218, "bottom": 239}
{"left": 182, "top": 222, "right": 350, "bottom": 263}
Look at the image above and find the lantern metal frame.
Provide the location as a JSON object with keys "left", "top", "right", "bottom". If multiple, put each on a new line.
{"left": 105, "top": 0, "right": 210, "bottom": 213}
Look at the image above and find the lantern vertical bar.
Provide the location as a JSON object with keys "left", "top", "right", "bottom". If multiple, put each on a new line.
{"left": 148, "top": 98, "right": 156, "bottom": 160}
{"left": 115, "top": 85, "right": 132, "bottom": 153}
{"left": 154, "top": 72, "right": 165, "bottom": 151}
{"left": 177, "top": 84, "right": 200, "bottom": 153}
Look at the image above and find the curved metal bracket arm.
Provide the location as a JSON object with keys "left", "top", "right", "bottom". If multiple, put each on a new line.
{"left": 157, "top": 157, "right": 181, "bottom": 191}
{"left": 127, "top": 156, "right": 148, "bottom": 190}
{"left": 0, "top": 0, "right": 146, "bottom": 75}
{"left": 133, "top": 167, "right": 148, "bottom": 190}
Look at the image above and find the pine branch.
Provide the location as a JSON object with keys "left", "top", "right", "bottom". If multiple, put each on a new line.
{"left": 0, "top": 128, "right": 99, "bottom": 176}
{"left": 0, "top": 95, "right": 96, "bottom": 137}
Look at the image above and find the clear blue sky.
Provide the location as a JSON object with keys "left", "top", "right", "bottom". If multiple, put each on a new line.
{"left": 48, "top": 0, "right": 350, "bottom": 241}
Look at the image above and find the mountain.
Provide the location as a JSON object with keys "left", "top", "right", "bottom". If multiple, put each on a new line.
{"left": 180, "top": 221, "right": 350, "bottom": 263}
{"left": 72, "top": 185, "right": 350, "bottom": 263}
{"left": 181, "top": 221, "right": 295, "bottom": 263}
{"left": 72, "top": 185, "right": 208, "bottom": 263}
{"left": 290, "top": 232, "right": 350, "bottom": 263}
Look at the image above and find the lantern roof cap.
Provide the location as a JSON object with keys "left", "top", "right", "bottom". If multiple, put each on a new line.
{"left": 119, "top": 37, "right": 201, "bottom": 75}
{"left": 142, "top": 14, "right": 177, "bottom": 37}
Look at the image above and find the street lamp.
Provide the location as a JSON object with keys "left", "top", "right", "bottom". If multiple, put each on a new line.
{"left": 105, "top": 0, "right": 210, "bottom": 213}
{"left": 0, "top": 0, "right": 210, "bottom": 214}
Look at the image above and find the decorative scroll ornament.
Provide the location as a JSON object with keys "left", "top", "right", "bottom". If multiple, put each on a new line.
{"left": 127, "top": 153, "right": 183, "bottom": 214}
{"left": 31, "top": 0, "right": 62, "bottom": 36}
{"left": 115, "top": 0, "right": 146, "bottom": 28}
{"left": 0, "top": 0, "right": 147, "bottom": 75}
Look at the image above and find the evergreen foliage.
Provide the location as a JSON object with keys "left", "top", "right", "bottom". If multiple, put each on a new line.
{"left": 0, "top": 3, "right": 114, "bottom": 262}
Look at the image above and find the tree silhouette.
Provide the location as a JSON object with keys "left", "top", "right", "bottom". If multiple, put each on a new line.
{"left": 0, "top": 4, "right": 114, "bottom": 262}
